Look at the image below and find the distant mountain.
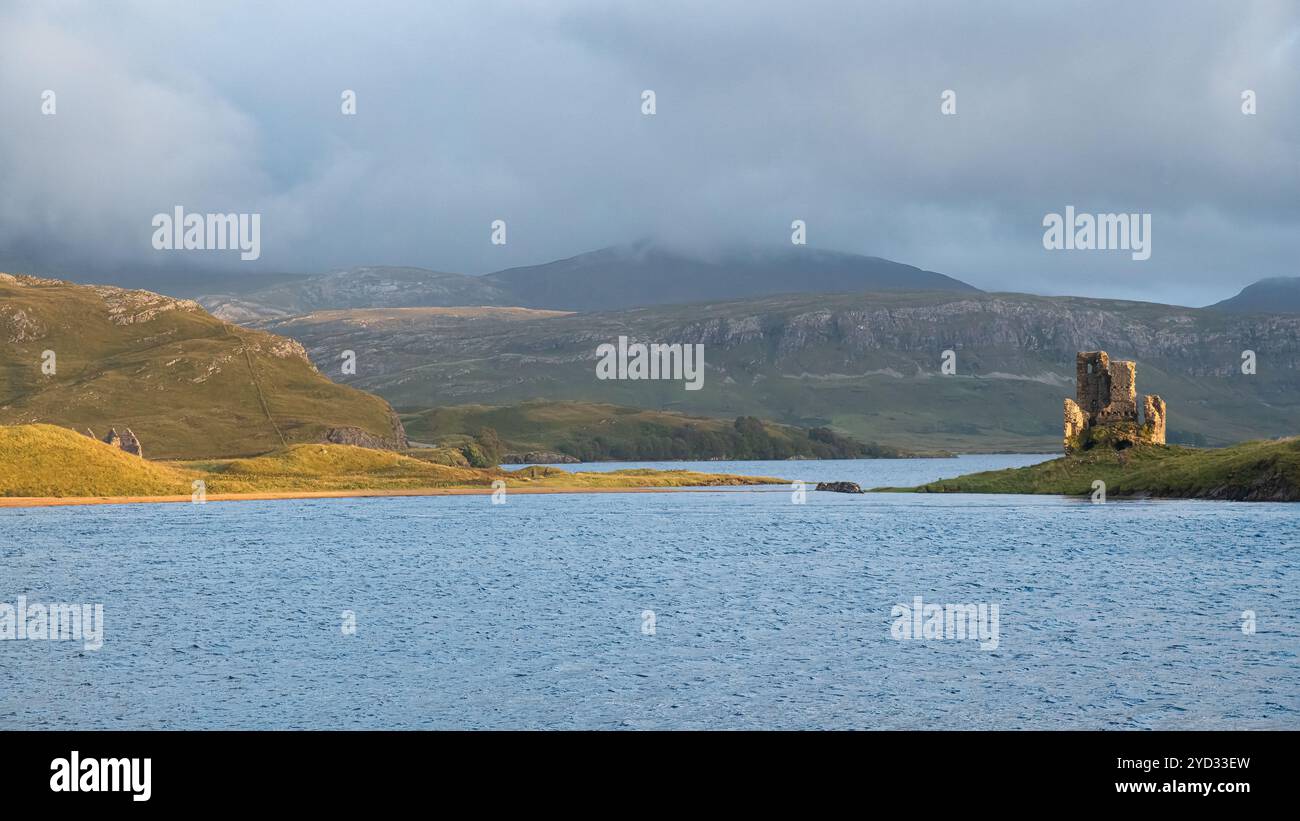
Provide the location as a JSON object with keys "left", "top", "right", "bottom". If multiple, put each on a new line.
{"left": 478, "top": 241, "right": 979, "bottom": 311}
{"left": 198, "top": 243, "right": 978, "bottom": 319}
{"left": 255, "top": 291, "right": 1300, "bottom": 453}
{"left": 1207, "top": 277, "right": 1300, "bottom": 314}
{"left": 0, "top": 273, "right": 406, "bottom": 459}
{"left": 200, "top": 266, "right": 509, "bottom": 321}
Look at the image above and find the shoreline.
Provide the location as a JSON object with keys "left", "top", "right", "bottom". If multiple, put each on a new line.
{"left": 0, "top": 484, "right": 789, "bottom": 510}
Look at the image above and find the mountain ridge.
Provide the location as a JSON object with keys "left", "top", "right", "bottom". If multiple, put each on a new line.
{"left": 1207, "top": 276, "right": 1300, "bottom": 314}
{"left": 197, "top": 241, "right": 979, "bottom": 320}
{"left": 477, "top": 241, "right": 978, "bottom": 311}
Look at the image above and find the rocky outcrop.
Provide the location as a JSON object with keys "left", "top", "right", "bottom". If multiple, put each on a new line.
{"left": 91, "top": 285, "right": 203, "bottom": 326}
{"left": 323, "top": 405, "right": 410, "bottom": 451}
{"left": 98, "top": 426, "right": 143, "bottom": 457}
{"left": 118, "top": 428, "right": 143, "bottom": 457}
{"left": 815, "top": 481, "right": 864, "bottom": 493}
{"left": 324, "top": 425, "right": 407, "bottom": 451}
{"left": 1064, "top": 351, "right": 1165, "bottom": 453}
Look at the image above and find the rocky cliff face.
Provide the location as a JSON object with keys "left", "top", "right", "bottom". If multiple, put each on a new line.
{"left": 655, "top": 296, "right": 1300, "bottom": 376}
{"left": 324, "top": 408, "right": 410, "bottom": 450}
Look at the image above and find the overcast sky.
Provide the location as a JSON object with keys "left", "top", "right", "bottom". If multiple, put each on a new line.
{"left": 1, "top": 0, "right": 1296, "bottom": 305}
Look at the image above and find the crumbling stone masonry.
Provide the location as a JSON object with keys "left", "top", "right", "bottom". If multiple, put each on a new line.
{"left": 1063, "top": 351, "right": 1166, "bottom": 453}
{"left": 1143, "top": 394, "right": 1167, "bottom": 445}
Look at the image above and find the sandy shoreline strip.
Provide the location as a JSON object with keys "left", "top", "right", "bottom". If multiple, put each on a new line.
{"left": 0, "top": 484, "right": 786, "bottom": 509}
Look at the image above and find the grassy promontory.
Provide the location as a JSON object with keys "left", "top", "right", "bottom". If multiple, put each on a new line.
{"left": 0, "top": 424, "right": 783, "bottom": 504}
{"left": 884, "top": 438, "right": 1300, "bottom": 501}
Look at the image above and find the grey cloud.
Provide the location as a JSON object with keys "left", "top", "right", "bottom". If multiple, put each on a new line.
{"left": 0, "top": 0, "right": 1296, "bottom": 306}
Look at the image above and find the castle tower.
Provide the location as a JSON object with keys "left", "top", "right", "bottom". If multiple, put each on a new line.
{"left": 1063, "top": 352, "right": 1166, "bottom": 452}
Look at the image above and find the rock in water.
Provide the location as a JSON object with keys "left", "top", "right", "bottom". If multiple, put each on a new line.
{"left": 815, "top": 481, "right": 864, "bottom": 494}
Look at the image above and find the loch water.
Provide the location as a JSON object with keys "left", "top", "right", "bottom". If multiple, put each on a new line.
{"left": 2, "top": 455, "right": 1297, "bottom": 729}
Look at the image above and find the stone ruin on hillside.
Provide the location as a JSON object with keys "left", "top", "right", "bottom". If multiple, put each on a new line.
{"left": 1063, "top": 351, "right": 1165, "bottom": 454}
{"left": 86, "top": 427, "right": 144, "bottom": 458}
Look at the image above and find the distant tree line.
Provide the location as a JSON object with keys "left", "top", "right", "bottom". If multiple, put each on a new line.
{"left": 459, "top": 427, "right": 503, "bottom": 467}
{"left": 554, "top": 417, "right": 905, "bottom": 461}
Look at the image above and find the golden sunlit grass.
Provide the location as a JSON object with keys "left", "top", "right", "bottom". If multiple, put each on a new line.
{"left": 1, "top": 424, "right": 784, "bottom": 501}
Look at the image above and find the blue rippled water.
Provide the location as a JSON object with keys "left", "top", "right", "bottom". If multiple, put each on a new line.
{"left": 2, "top": 455, "right": 1297, "bottom": 729}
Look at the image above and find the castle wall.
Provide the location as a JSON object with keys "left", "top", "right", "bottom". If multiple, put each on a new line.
{"left": 1063, "top": 398, "right": 1087, "bottom": 453}
{"left": 1099, "top": 359, "right": 1137, "bottom": 423}
{"left": 1143, "top": 395, "right": 1167, "bottom": 445}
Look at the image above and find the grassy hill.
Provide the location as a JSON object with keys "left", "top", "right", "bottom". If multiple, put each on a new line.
{"left": 401, "top": 400, "right": 919, "bottom": 460}
{"left": 892, "top": 438, "right": 1300, "bottom": 501}
{"left": 0, "top": 424, "right": 783, "bottom": 499}
{"left": 0, "top": 424, "right": 194, "bottom": 496}
{"left": 0, "top": 273, "right": 405, "bottom": 458}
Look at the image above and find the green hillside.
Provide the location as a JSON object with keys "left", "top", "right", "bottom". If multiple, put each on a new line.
{"left": 400, "top": 400, "right": 918, "bottom": 460}
{"left": 891, "top": 438, "right": 1300, "bottom": 501}
{"left": 0, "top": 273, "right": 405, "bottom": 458}
{"left": 259, "top": 291, "right": 1300, "bottom": 453}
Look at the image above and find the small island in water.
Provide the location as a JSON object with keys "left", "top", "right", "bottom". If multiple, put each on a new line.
{"left": 879, "top": 351, "right": 1299, "bottom": 502}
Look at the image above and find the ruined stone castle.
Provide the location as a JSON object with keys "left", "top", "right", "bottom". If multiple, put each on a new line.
{"left": 1063, "top": 351, "right": 1165, "bottom": 453}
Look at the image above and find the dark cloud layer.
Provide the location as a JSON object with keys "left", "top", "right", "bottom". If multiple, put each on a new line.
{"left": 1, "top": 0, "right": 1297, "bottom": 305}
